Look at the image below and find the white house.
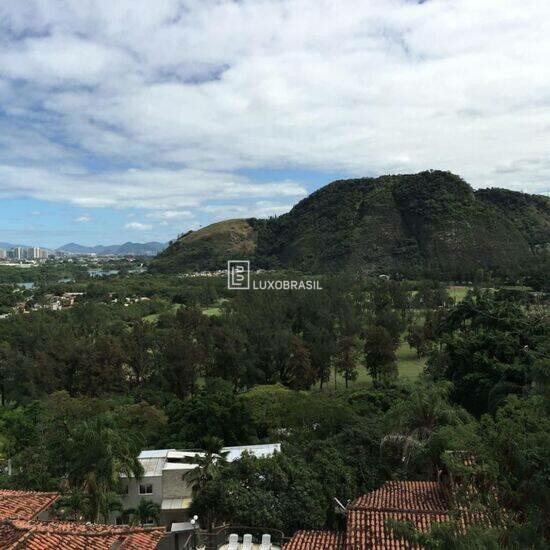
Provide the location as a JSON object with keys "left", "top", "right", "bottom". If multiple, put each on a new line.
{"left": 114, "top": 449, "right": 201, "bottom": 527}
{"left": 115, "top": 445, "right": 281, "bottom": 528}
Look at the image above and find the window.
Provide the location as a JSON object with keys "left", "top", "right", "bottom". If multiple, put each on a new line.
{"left": 139, "top": 484, "right": 153, "bottom": 495}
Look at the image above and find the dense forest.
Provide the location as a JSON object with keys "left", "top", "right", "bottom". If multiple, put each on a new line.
{"left": 0, "top": 268, "right": 548, "bottom": 547}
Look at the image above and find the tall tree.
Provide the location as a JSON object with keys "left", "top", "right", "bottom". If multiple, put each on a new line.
{"left": 67, "top": 415, "right": 144, "bottom": 522}
{"left": 382, "top": 382, "right": 469, "bottom": 478}
{"left": 125, "top": 498, "right": 161, "bottom": 526}
{"left": 363, "top": 325, "right": 398, "bottom": 382}
{"left": 334, "top": 336, "right": 361, "bottom": 388}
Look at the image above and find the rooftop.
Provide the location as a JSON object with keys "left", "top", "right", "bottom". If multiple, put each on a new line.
{"left": 135, "top": 445, "right": 281, "bottom": 477}
{"left": 284, "top": 480, "right": 487, "bottom": 550}
{"left": 222, "top": 444, "right": 281, "bottom": 463}
{"left": 0, "top": 519, "right": 166, "bottom": 549}
{"left": 282, "top": 530, "right": 344, "bottom": 550}
{"left": 0, "top": 490, "right": 59, "bottom": 521}
{"left": 350, "top": 481, "right": 450, "bottom": 513}
{"left": 133, "top": 449, "right": 203, "bottom": 477}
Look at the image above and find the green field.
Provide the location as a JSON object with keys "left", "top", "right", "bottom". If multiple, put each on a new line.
{"left": 202, "top": 306, "right": 222, "bottom": 316}
{"left": 315, "top": 338, "right": 425, "bottom": 391}
{"left": 143, "top": 303, "right": 182, "bottom": 323}
{"left": 396, "top": 338, "right": 427, "bottom": 380}
{"left": 448, "top": 285, "right": 470, "bottom": 302}
{"left": 143, "top": 299, "right": 225, "bottom": 323}
{"left": 202, "top": 298, "right": 227, "bottom": 317}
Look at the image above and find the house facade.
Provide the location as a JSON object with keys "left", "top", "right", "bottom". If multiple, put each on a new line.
{"left": 114, "top": 449, "right": 199, "bottom": 527}
{"left": 116, "top": 444, "right": 282, "bottom": 528}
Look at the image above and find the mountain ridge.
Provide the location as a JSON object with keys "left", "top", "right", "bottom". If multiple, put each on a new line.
{"left": 151, "top": 171, "right": 550, "bottom": 278}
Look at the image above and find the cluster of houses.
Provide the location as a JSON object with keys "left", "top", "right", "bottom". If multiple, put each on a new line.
{"left": 180, "top": 269, "right": 229, "bottom": 278}
{"left": 0, "top": 292, "right": 84, "bottom": 319}
{"left": 180, "top": 269, "right": 269, "bottom": 278}
{"left": 0, "top": 445, "right": 489, "bottom": 549}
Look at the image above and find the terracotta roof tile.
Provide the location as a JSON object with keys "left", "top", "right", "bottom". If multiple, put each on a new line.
{"left": 285, "top": 481, "right": 488, "bottom": 550}
{"left": 0, "top": 519, "right": 165, "bottom": 550}
{"left": 0, "top": 522, "right": 27, "bottom": 547}
{"left": 0, "top": 490, "right": 59, "bottom": 520}
{"left": 350, "top": 481, "right": 449, "bottom": 513}
{"left": 117, "top": 530, "right": 167, "bottom": 549}
{"left": 346, "top": 509, "right": 449, "bottom": 549}
{"left": 283, "top": 530, "right": 345, "bottom": 550}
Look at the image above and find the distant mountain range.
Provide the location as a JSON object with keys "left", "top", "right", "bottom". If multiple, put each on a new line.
{"left": 151, "top": 170, "right": 550, "bottom": 278}
{"left": 57, "top": 242, "right": 167, "bottom": 256}
{"left": 0, "top": 242, "right": 30, "bottom": 250}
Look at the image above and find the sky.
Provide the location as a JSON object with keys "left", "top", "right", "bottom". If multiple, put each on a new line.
{"left": 0, "top": 0, "right": 549, "bottom": 248}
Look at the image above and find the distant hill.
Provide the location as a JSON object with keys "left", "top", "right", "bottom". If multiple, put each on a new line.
{"left": 152, "top": 219, "right": 256, "bottom": 272}
{"left": 58, "top": 241, "right": 167, "bottom": 256}
{"left": 0, "top": 242, "right": 29, "bottom": 250}
{"left": 151, "top": 171, "right": 550, "bottom": 278}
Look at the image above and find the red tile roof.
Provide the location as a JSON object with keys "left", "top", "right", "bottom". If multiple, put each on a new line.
{"left": 283, "top": 530, "right": 345, "bottom": 550}
{"left": 0, "top": 522, "right": 27, "bottom": 547}
{"left": 285, "top": 480, "right": 488, "bottom": 550}
{"left": 346, "top": 509, "right": 449, "bottom": 549}
{"left": 0, "top": 519, "right": 166, "bottom": 550}
{"left": 350, "top": 481, "right": 449, "bottom": 513}
{"left": 0, "top": 490, "right": 59, "bottom": 520}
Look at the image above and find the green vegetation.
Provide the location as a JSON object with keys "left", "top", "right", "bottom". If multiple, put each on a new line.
{"left": 153, "top": 219, "right": 257, "bottom": 272}
{"left": 0, "top": 266, "right": 548, "bottom": 546}
{"left": 152, "top": 171, "right": 550, "bottom": 282}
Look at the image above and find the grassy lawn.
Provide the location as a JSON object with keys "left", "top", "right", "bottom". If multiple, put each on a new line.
{"left": 202, "top": 306, "right": 222, "bottom": 316}
{"left": 448, "top": 285, "right": 470, "bottom": 302}
{"left": 396, "top": 338, "right": 426, "bottom": 380}
{"left": 143, "top": 303, "right": 181, "bottom": 323}
{"left": 314, "top": 338, "right": 425, "bottom": 391}
{"left": 202, "top": 298, "right": 227, "bottom": 317}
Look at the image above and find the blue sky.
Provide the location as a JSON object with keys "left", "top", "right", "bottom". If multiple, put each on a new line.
{"left": 1, "top": 0, "right": 549, "bottom": 248}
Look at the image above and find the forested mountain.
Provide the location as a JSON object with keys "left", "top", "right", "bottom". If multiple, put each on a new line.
{"left": 152, "top": 171, "right": 550, "bottom": 278}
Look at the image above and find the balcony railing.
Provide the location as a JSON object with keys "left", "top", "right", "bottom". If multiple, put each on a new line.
{"left": 179, "top": 525, "right": 285, "bottom": 550}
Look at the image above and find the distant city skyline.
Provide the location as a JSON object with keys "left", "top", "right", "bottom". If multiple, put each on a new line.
{"left": 1, "top": 0, "right": 550, "bottom": 247}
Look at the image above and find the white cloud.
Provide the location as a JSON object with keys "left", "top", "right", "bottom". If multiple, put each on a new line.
{"left": 146, "top": 210, "right": 194, "bottom": 220}
{"left": 203, "top": 201, "right": 294, "bottom": 220}
{"left": 75, "top": 215, "right": 91, "bottom": 223}
{"left": 0, "top": 0, "right": 549, "bottom": 220}
{"left": 125, "top": 221, "right": 153, "bottom": 230}
{"left": 0, "top": 164, "right": 307, "bottom": 209}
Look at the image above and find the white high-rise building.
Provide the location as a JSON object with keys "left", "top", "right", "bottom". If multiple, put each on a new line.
{"left": 8, "top": 247, "right": 24, "bottom": 260}
{"left": 6, "top": 246, "right": 49, "bottom": 260}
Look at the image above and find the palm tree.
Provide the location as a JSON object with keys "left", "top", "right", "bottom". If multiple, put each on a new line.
{"left": 54, "top": 488, "right": 90, "bottom": 521}
{"left": 99, "top": 491, "right": 123, "bottom": 524}
{"left": 68, "top": 415, "right": 144, "bottom": 522}
{"left": 382, "top": 382, "right": 468, "bottom": 478}
{"left": 125, "top": 498, "right": 160, "bottom": 526}
{"left": 183, "top": 437, "right": 228, "bottom": 530}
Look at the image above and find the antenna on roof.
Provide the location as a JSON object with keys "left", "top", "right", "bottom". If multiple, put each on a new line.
{"left": 334, "top": 497, "right": 347, "bottom": 513}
